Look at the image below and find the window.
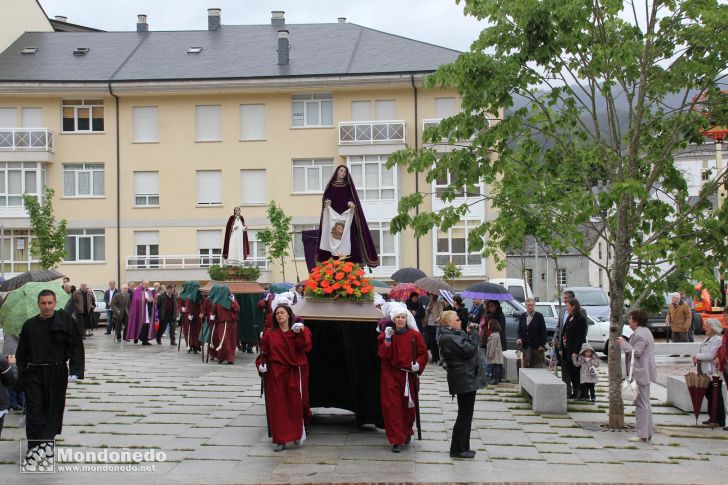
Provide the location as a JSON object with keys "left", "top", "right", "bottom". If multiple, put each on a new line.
{"left": 133, "top": 171, "right": 159, "bottom": 206}
{"left": 557, "top": 268, "right": 567, "bottom": 286}
{"left": 63, "top": 163, "right": 104, "bottom": 197}
{"left": 22, "top": 108, "right": 42, "bottom": 127}
{"left": 375, "top": 100, "right": 396, "bottom": 120}
{"left": 132, "top": 106, "right": 158, "bottom": 143}
{"left": 351, "top": 101, "right": 370, "bottom": 121}
{"left": 196, "top": 105, "right": 221, "bottom": 141}
{"left": 197, "top": 170, "right": 222, "bottom": 206}
{"left": 433, "top": 170, "right": 480, "bottom": 198}
{"left": 65, "top": 229, "right": 105, "bottom": 262}
{"left": 599, "top": 268, "right": 604, "bottom": 288}
{"left": 348, "top": 155, "right": 396, "bottom": 201}
{"left": 0, "top": 162, "right": 42, "bottom": 207}
{"left": 240, "top": 104, "right": 265, "bottom": 140}
{"left": 292, "top": 159, "right": 333, "bottom": 193}
{"left": 598, "top": 242, "right": 603, "bottom": 259}
{"left": 524, "top": 269, "right": 533, "bottom": 293}
{"left": 240, "top": 169, "right": 267, "bottom": 204}
{"left": 197, "top": 230, "right": 222, "bottom": 267}
{"left": 291, "top": 94, "right": 333, "bottom": 128}
{"left": 134, "top": 231, "right": 159, "bottom": 268}
{"left": 435, "top": 221, "right": 483, "bottom": 268}
{"left": 247, "top": 230, "right": 268, "bottom": 269}
{"left": 62, "top": 99, "right": 104, "bottom": 132}
{"left": 293, "top": 224, "right": 318, "bottom": 259}
{"left": 369, "top": 221, "right": 398, "bottom": 267}
{"left": 434, "top": 97, "right": 456, "bottom": 119}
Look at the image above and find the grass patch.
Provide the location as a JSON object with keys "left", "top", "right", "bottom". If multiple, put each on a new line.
{"left": 559, "top": 434, "right": 592, "bottom": 439}
{"left": 603, "top": 445, "right": 638, "bottom": 450}
{"left": 490, "top": 456, "right": 545, "bottom": 461}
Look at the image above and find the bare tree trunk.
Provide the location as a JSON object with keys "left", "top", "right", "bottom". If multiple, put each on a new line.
{"left": 607, "top": 200, "right": 632, "bottom": 429}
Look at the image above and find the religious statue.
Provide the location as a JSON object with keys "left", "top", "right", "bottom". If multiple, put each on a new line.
{"left": 316, "top": 165, "right": 379, "bottom": 268}
{"left": 222, "top": 207, "right": 250, "bottom": 264}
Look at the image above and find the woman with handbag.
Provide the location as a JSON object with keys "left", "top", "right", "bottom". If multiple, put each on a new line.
{"left": 617, "top": 309, "right": 657, "bottom": 442}
{"left": 694, "top": 318, "right": 724, "bottom": 427}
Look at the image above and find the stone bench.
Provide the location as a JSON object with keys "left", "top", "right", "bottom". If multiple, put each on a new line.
{"left": 503, "top": 350, "right": 520, "bottom": 382}
{"left": 666, "top": 375, "right": 727, "bottom": 413}
{"left": 519, "top": 368, "right": 567, "bottom": 414}
{"left": 652, "top": 343, "right": 701, "bottom": 356}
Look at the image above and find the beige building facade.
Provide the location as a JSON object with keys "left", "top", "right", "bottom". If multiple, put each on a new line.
{"left": 0, "top": 10, "right": 504, "bottom": 289}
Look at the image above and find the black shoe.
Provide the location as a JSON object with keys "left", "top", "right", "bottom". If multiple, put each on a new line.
{"left": 142, "top": 341, "right": 152, "bottom": 346}
{"left": 405, "top": 434, "right": 412, "bottom": 445}
{"left": 134, "top": 339, "right": 138, "bottom": 344}
{"left": 156, "top": 340, "right": 162, "bottom": 345}
{"left": 10, "top": 403, "right": 23, "bottom": 411}
{"left": 104, "top": 332, "right": 111, "bottom": 335}
{"left": 391, "top": 444, "right": 401, "bottom": 453}
{"left": 449, "top": 450, "right": 476, "bottom": 459}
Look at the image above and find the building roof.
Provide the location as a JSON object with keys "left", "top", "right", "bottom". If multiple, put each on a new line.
{"left": 0, "top": 23, "right": 460, "bottom": 83}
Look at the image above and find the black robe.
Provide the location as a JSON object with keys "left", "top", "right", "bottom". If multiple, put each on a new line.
{"left": 15, "top": 310, "right": 85, "bottom": 447}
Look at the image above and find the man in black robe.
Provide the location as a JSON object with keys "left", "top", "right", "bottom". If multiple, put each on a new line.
{"left": 16, "top": 289, "right": 85, "bottom": 462}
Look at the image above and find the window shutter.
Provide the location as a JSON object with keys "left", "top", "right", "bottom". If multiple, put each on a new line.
{"left": 240, "top": 104, "right": 265, "bottom": 140}
{"left": 132, "top": 107, "right": 158, "bottom": 142}
{"left": 134, "top": 231, "right": 159, "bottom": 246}
{"left": 351, "top": 101, "right": 371, "bottom": 121}
{"left": 375, "top": 100, "right": 395, "bottom": 120}
{"left": 434, "top": 97, "right": 456, "bottom": 118}
{"left": 197, "top": 170, "right": 222, "bottom": 204}
{"left": 196, "top": 105, "right": 221, "bottom": 141}
{"left": 0, "top": 108, "right": 16, "bottom": 127}
{"left": 241, "top": 169, "right": 266, "bottom": 204}
{"left": 21, "top": 108, "right": 42, "bottom": 127}
{"left": 134, "top": 171, "right": 159, "bottom": 195}
{"left": 197, "top": 230, "right": 222, "bottom": 249}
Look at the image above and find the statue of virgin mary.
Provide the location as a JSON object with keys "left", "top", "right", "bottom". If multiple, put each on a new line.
{"left": 316, "top": 165, "right": 379, "bottom": 268}
{"left": 222, "top": 207, "right": 250, "bottom": 264}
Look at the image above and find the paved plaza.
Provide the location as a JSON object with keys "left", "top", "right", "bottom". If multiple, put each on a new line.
{"left": 1, "top": 335, "right": 727, "bottom": 484}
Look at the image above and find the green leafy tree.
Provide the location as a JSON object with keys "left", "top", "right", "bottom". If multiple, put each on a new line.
{"left": 257, "top": 201, "right": 293, "bottom": 281}
{"left": 390, "top": 0, "right": 728, "bottom": 428}
{"left": 440, "top": 261, "right": 462, "bottom": 287}
{"left": 22, "top": 187, "right": 67, "bottom": 270}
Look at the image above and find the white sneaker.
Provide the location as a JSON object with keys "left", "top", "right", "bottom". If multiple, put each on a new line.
{"left": 628, "top": 436, "right": 646, "bottom": 443}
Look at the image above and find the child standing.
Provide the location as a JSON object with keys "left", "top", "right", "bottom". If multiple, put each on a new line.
{"left": 486, "top": 319, "right": 504, "bottom": 384}
{"left": 572, "top": 343, "right": 599, "bottom": 402}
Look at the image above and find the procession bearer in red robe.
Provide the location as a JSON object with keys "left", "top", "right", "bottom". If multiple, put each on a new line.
{"left": 377, "top": 302, "right": 427, "bottom": 453}
{"left": 256, "top": 303, "right": 312, "bottom": 452}
{"left": 209, "top": 285, "right": 240, "bottom": 365}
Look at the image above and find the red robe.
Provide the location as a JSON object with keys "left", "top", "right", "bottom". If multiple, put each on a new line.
{"left": 211, "top": 300, "right": 240, "bottom": 363}
{"left": 377, "top": 327, "right": 427, "bottom": 445}
{"left": 256, "top": 326, "right": 312, "bottom": 444}
{"left": 178, "top": 298, "right": 202, "bottom": 349}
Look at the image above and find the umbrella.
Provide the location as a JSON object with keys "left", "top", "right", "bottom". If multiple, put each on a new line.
{"left": 370, "top": 280, "right": 391, "bottom": 296}
{"left": 461, "top": 282, "right": 514, "bottom": 301}
{"left": 0, "top": 269, "right": 66, "bottom": 292}
{"left": 414, "top": 277, "right": 453, "bottom": 295}
{"left": 684, "top": 372, "right": 710, "bottom": 425}
{"left": 0, "top": 282, "right": 70, "bottom": 337}
{"left": 391, "top": 267, "right": 427, "bottom": 283}
{"left": 268, "top": 282, "right": 295, "bottom": 294}
{"left": 389, "top": 283, "right": 426, "bottom": 301}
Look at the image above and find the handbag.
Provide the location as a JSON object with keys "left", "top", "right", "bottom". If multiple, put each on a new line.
{"left": 621, "top": 349, "right": 639, "bottom": 402}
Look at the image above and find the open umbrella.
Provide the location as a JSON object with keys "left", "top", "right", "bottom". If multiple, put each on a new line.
{"left": 0, "top": 269, "right": 66, "bottom": 292}
{"left": 389, "top": 283, "right": 426, "bottom": 301}
{"left": 414, "top": 277, "right": 453, "bottom": 295}
{"left": 0, "top": 282, "right": 70, "bottom": 337}
{"left": 268, "top": 282, "right": 295, "bottom": 294}
{"left": 370, "top": 280, "right": 391, "bottom": 295}
{"left": 461, "top": 282, "right": 513, "bottom": 301}
{"left": 391, "top": 267, "right": 427, "bottom": 283}
{"left": 685, "top": 371, "right": 710, "bottom": 425}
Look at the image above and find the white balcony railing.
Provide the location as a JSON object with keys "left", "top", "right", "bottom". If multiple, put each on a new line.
{"left": 423, "top": 118, "right": 442, "bottom": 132}
{"left": 0, "top": 128, "right": 54, "bottom": 151}
{"left": 125, "top": 254, "right": 268, "bottom": 271}
{"left": 338, "top": 120, "right": 406, "bottom": 145}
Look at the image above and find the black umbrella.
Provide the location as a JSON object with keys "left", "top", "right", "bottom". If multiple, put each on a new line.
{"left": 391, "top": 267, "right": 427, "bottom": 283}
{"left": 461, "top": 282, "right": 513, "bottom": 301}
{"left": 0, "top": 269, "right": 66, "bottom": 292}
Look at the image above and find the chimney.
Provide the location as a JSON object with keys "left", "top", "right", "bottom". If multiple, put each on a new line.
{"left": 55, "top": 15, "right": 67, "bottom": 22}
{"left": 271, "top": 10, "right": 285, "bottom": 26}
{"left": 277, "top": 30, "right": 289, "bottom": 65}
{"left": 208, "top": 8, "right": 221, "bottom": 31}
{"left": 136, "top": 14, "right": 148, "bottom": 32}
{"left": 338, "top": 17, "right": 346, "bottom": 24}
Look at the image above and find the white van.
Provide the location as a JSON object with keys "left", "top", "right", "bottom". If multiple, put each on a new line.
{"left": 489, "top": 278, "right": 534, "bottom": 303}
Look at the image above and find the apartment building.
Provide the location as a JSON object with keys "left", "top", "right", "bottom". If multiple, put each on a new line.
{"left": 0, "top": 9, "right": 504, "bottom": 287}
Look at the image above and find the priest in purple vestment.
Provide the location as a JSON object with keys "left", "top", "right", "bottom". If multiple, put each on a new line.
{"left": 124, "top": 281, "right": 156, "bottom": 345}
{"left": 316, "top": 165, "right": 379, "bottom": 268}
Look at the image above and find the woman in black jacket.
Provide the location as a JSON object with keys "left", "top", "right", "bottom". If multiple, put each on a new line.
{"left": 439, "top": 310, "right": 487, "bottom": 459}
{"left": 561, "top": 298, "right": 588, "bottom": 399}
{"left": 405, "top": 292, "right": 426, "bottom": 332}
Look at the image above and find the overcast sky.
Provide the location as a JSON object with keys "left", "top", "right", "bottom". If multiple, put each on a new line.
{"left": 38, "top": 0, "right": 485, "bottom": 52}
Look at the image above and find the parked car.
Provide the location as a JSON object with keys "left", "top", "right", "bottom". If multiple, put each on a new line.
{"left": 647, "top": 293, "right": 703, "bottom": 337}
{"left": 565, "top": 286, "right": 610, "bottom": 322}
{"left": 92, "top": 288, "right": 108, "bottom": 323}
{"left": 489, "top": 278, "right": 534, "bottom": 303}
{"left": 535, "top": 301, "right": 610, "bottom": 355}
{"left": 463, "top": 298, "right": 556, "bottom": 350}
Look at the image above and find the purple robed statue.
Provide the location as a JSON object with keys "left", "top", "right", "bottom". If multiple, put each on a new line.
{"left": 315, "top": 165, "right": 379, "bottom": 268}
{"left": 125, "top": 286, "right": 156, "bottom": 343}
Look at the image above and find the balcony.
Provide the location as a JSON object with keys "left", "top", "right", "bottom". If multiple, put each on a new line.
{"left": 422, "top": 118, "right": 474, "bottom": 153}
{"left": 338, "top": 120, "right": 406, "bottom": 156}
{"left": 124, "top": 254, "right": 270, "bottom": 283}
{"left": 0, "top": 128, "right": 54, "bottom": 162}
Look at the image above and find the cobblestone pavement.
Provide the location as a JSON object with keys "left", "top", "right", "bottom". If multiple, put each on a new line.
{"left": 1, "top": 335, "right": 726, "bottom": 484}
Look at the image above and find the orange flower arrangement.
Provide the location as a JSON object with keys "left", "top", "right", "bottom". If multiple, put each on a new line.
{"left": 305, "top": 259, "right": 373, "bottom": 301}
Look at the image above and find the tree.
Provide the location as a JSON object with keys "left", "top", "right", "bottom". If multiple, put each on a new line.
{"left": 390, "top": 0, "right": 728, "bottom": 428}
{"left": 22, "top": 187, "right": 67, "bottom": 270}
{"left": 257, "top": 201, "right": 293, "bottom": 281}
{"left": 440, "top": 261, "right": 463, "bottom": 287}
